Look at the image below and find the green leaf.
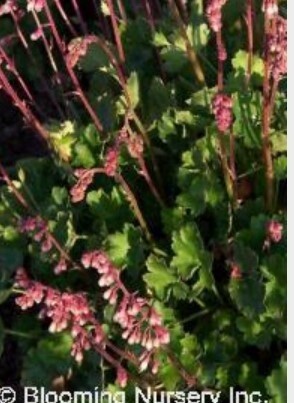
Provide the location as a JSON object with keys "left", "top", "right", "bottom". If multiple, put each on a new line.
{"left": 232, "top": 50, "right": 264, "bottom": 79}
{"left": 51, "top": 187, "right": 69, "bottom": 206}
{"left": 153, "top": 31, "right": 170, "bottom": 47}
{"left": 86, "top": 188, "right": 132, "bottom": 231}
{"left": 158, "top": 361, "right": 181, "bottom": 390}
{"left": 79, "top": 42, "right": 109, "bottom": 72}
{"left": 21, "top": 333, "right": 73, "bottom": 388}
{"left": 105, "top": 224, "right": 144, "bottom": 274}
{"left": 171, "top": 223, "right": 204, "bottom": 279}
{"left": 127, "top": 72, "right": 140, "bottom": 108}
{"left": 73, "top": 143, "right": 96, "bottom": 168}
{"left": 147, "top": 77, "right": 171, "bottom": 122}
{"left": 266, "top": 358, "right": 287, "bottom": 403}
{"left": 161, "top": 48, "right": 187, "bottom": 74}
{"left": 229, "top": 276, "right": 265, "bottom": 319}
{"left": 144, "top": 255, "right": 177, "bottom": 299}
{"left": 274, "top": 155, "right": 287, "bottom": 180}
{"left": 0, "top": 247, "right": 23, "bottom": 277}
{"left": 187, "top": 23, "right": 210, "bottom": 50}
{"left": 271, "top": 132, "right": 287, "bottom": 154}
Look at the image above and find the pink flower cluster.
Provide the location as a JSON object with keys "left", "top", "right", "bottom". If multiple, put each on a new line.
{"left": 268, "top": 16, "right": 287, "bottom": 80}
{"left": 15, "top": 268, "right": 105, "bottom": 363}
{"left": 81, "top": 250, "right": 170, "bottom": 373}
{"left": 27, "top": 0, "right": 45, "bottom": 13}
{"left": 262, "top": 0, "right": 278, "bottom": 19}
{"left": 70, "top": 169, "right": 95, "bottom": 203}
{"left": 18, "top": 216, "right": 68, "bottom": 275}
{"left": 0, "top": 0, "right": 17, "bottom": 16}
{"left": 212, "top": 93, "right": 233, "bottom": 133}
{"left": 66, "top": 36, "right": 98, "bottom": 69}
{"left": 266, "top": 220, "right": 283, "bottom": 244}
{"left": 230, "top": 264, "right": 242, "bottom": 280}
{"left": 104, "top": 147, "right": 120, "bottom": 177}
{"left": 206, "top": 0, "right": 228, "bottom": 32}
{"left": 19, "top": 216, "right": 53, "bottom": 252}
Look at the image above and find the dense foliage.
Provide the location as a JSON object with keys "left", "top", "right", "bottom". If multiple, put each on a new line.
{"left": 0, "top": 0, "right": 286, "bottom": 401}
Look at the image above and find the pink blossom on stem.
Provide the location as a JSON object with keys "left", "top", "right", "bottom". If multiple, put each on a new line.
{"left": 262, "top": 0, "right": 278, "bottom": 18}
{"left": 70, "top": 169, "right": 95, "bottom": 203}
{"left": 30, "top": 28, "right": 42, "bottom": 41}
{"left": 266, "top": 220, "right": 283, "bottom": 243}
{"left": 230, "top": 264, "right": 242, "bottom": 280}
{"left": 206, "top": 0, "right": 228, "bottom": 32}
{"left": 104, "top": 148, "right": 119, "bottom": 177}
{"left": 14, "top": 268, "right": 106, "bottom": 363}
{"left": 27, "top": 0, "right": 45, "bottom": 13}
{"left": 54, "top": 258, "right": 68, "bottom": 275}
{"left": 81, "top": 250, "right": 170, "bottom": 372}
{"left": 267, "top": 16, "right": 287, "bottom": 80}
{"left": 212, "top": 93, "right": 233, "bottom": 133}
{"left": 0, "top": 0, "right": 17, "bottom": 16}
{"left": 116, "top": 367, "right": 128, "bottom": 388}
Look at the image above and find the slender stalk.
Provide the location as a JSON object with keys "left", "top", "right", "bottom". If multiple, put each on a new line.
{"left": 167, "top": 0, "right": 205, "bottom": 85}
{"left": 116, "top": 0, "right": 128, "bottom": 23}
{"left": 10, "top": 10, "right": 65, "bottom": 119}
{"left": 138, "top": 156, "right": 165, "bottom": 207}
{"left": 0, "top": 68, "right": 49, "bottom": 141}
{"left": 216, "top": 31, "right": 224, "bottom": 91}
{"left": 53, "top": 0, "right": 78, "bottom": 36}
{"left": 141, "top": 0, "right": 166, "bottom": 81}
{"left": 106, "top": 0, "right": 126, "bottom": 63}
{"left": 43, "top": 2, "right": 105, "bottom": 134}
{"left": 87, "top": 35, "right": 163, "bottom": 189}
{"left": 70, "top": 0, "right": 88, "bottom": 34}
{"left": 215, "top": 28, "right": 236, "bottom": 205}
{"left": 32, "top": 10, "right": 59, "bottom": 76}
{"left": 261, "top": 14, "right": 275, "bottom": 211}
{"left": 218, "top": 137, "right": 234, "bottom": 201}
{"left": 245, "top": 0, "right": 254, "bottom": 83}
{"left": 175, "top": 0, "right": 189, "bottom": 24}
{"left": 116, "top": 174, "right": 152, "bottom": 241}
{"left": 0, "top": 46, "right": 46, "bottom": 119}
{"left": 229, "top": 128, "right": 238, "bottom": 206}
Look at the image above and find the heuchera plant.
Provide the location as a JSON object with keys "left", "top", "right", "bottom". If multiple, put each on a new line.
{"left": 0, "top": 0, "right": 286, "bottom": 400}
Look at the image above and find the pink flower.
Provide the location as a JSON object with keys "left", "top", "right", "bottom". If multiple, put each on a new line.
{"left": 27, "top": 0, "right": 45, "bottom": 13}
{"left": 267, "top": 16, "right": 287, "bottom": 80}
{"left": 212, "top": 93, "right": 233, "bottom": 133}
{"left": 30, "top": 28, "right": 42, "bottom": 41}
{"left": 230, "top": 264, "right": 242, "bottom": 280}
{"left": 14, "top": 270, "right": 106, "bottom": 364}
{"left": 116, "top": 367, "right": 128, "bottom": 388}
{"left": 0, "top": 0, "right": 17, "bottom": 16}
{"left": 206, "top": 0, "right": 228, "bottom": 32}
{"left": 127, "top": 135, "right": 144, "bottom": 160}
{"left": 54, "top": 258, "right": 68, "bottom": 275}
{"left": 266, "top": 220, "right": 283, "bottom": 243}
{"left": 262, "top": 0, "right": 278, "bottom": 18}
{"left": 70, "top": 170, "right": 95, "bottom": 203}
{"left": 104, "top": 148, "right": 119, "bottom": 177}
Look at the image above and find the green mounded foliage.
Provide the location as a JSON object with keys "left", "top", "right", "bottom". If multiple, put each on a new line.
{"left": 0, "top": 0, "right": 286, "bottom": 401}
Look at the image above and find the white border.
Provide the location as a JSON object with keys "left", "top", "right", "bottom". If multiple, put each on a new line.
{"left": 287, "top": 1, "right": 291, "bottom": 402}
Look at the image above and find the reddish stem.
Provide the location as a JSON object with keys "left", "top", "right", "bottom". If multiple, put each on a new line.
{"left": 106, "top": 0, "right": 126, "bottom": 63}
{"left": 43, "top": 2, "right": 105, "bottom": 134}
{"left": 246, "top": 0, "right": 254, "bottom": 83}
{"left": 10, "top": 10, "right": 65, "bottom": 119}
{"left": 216, "top": 31, "right": 224, "bottom": 91}
{"left": 70, "top": 0, "right": 88, "bottom": 34}
{"left": 53, "top": 0, "right": 78, "bottom": 36}
{"left": 261, "top": 15, "right": 275, "bottom": 211}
